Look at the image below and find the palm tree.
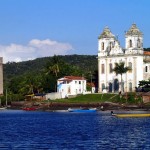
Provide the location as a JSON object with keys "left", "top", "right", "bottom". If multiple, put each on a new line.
{"left": 46, "top": 55, "right": 61, "bottom": 91}
{"left": 113, "top": 62, "right": 131, "bottom": 93}
{"left": 47, "top": 55, "right": 60, "bottom": 77}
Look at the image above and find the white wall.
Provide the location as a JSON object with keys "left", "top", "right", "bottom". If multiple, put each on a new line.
{"left": 46, "top": 92, "right": 61, "bottom": 100}
{"left": 57, "top": 79, "right": 86, "bottom": 98}
{"left": 98, "top": 55, "right": 144, "bottom": 92}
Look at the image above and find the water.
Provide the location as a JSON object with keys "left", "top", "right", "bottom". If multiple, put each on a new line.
{"left": 0, "top": 110, "right": 150, "bottom": 150}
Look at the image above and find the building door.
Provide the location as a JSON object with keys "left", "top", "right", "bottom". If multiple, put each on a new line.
{"left": 102, "top": 83, "right": 105, "bottom": 91}
{"left": 114, "top": 79, "right": 119, "bottom": 92}
{"left": 109, "top": 82, "right": 112, "bottom": 92}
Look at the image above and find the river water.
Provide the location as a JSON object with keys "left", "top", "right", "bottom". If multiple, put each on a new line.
{"left": 0, "top": 110, "right": 150, "bottom": 150}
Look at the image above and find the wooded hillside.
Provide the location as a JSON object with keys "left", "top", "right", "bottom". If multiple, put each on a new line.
{"left": 3, "top": 55, "right": 97, "bottom": 80}
{"left": 3, "top": 55, "right": 98, "bottom": 96}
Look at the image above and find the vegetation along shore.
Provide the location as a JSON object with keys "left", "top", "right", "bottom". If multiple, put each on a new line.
{"left": 1, "top": 54, "right": 150, "bottom": 110}
{"left": 10, "top": 93, "right": 150, "bottom": 111}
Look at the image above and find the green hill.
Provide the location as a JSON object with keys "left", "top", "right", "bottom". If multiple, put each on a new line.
{"left": 3, "top": 55, "right": 97, "bottom": 79}
{"left": 3, "top": 55, "right": 98, "bottom": 96}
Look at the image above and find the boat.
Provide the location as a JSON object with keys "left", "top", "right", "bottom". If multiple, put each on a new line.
{"left": 111, "top": 111, "right": 150, "bottom": 118}
{"left": 68, "top": 108, "right": 97, "bottom": 113}
{"left": 0, "top": 107, "right": 7, "bottom": 110}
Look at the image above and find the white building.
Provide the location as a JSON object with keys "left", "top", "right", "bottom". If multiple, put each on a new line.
{"left": 98, "top": 24, "right": 150, "bottom": 93}
{"left": 57, "top": 76, "right": 86, "bottom": 98}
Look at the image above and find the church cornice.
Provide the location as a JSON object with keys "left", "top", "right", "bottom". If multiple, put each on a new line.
{"left": 98, "top": 53, "right": 144, "bottom": 59}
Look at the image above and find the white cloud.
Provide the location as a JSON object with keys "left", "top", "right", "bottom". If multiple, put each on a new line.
{"left": 0, "top": 39, "right": 73, "bottom": 63}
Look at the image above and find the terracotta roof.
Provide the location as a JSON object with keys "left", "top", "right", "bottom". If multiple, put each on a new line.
{"left": 87, "top": 82, "right": 95, "bottom": 87}
{"left": 58, "top": 76, "right": 86, "bottom": 81}
{"left": 64, "top": 76, "right": 86, "bottom": 80}
{"left": 144, "top": 51, "right": 150, "bottom": 56}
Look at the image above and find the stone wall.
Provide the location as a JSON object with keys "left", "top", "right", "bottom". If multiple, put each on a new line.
{"left": 0, "top": 57, "right": 3, "bottom": 95}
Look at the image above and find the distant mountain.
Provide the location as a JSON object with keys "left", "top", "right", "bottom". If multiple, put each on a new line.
{"left": 144, "top": 48, "right": 150, "bottom": 51}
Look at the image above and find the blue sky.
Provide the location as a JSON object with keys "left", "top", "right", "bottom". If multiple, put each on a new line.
{"left": 0, "top": 0, "right": 150, "bottom": 63}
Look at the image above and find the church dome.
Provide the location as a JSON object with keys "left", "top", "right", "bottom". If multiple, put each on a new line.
{"left": 126, "top": 24, "right": 143, "bottom": 36}
{"left": 98, "top": 26, "right": 115, "bottom": 39}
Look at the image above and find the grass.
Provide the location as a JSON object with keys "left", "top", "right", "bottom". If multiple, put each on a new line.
{"left": 53, "top": 93, "right": 121, "bottom": 103}
{"left": 47, "top": 92, "right": 143, "bottom": 105}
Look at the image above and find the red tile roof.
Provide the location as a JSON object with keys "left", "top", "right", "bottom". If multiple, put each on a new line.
{"left": 58, "top": 76, "right": 86, "bottom": 81}
{"left": 87, "top": 82, "right": 95, "bottom": 87}
{"left": 64, "top": 76, "right": 86, "bottom": 80}
{"left": 144, "top": 51, "right": 150, "bottom": 56}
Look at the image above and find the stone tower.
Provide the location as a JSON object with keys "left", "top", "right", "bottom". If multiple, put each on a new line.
{"left": 125, "top": 23, "right": 143, "bottom": 54}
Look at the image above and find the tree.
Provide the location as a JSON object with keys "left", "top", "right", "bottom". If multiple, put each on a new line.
{"left": 46, "top": 55, "right": 60, "bottom": 77}
{"left": 138, "top": 79, "right": 150, "bottom": 92}
{"left": 113, "top": 62, "right": 131, "bottom": 93}
{"left": 46, "top": 55, "right": 62, "bottom": 91}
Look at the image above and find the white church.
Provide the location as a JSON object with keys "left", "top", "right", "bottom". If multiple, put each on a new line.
{"left": 98, "top": 24, "right": 150, "bottom": 93}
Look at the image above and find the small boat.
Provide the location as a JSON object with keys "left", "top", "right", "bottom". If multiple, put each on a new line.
{"left": 68, "top": 108, "right": 97, "bottom": 113}
{"left": 22, "top": 107, "right": 36, "bottom": 111}
{"left": 111, "top": 111, "right": 150, "bottom": 118}
{"left": 0, "top": 107, "right": 7, "bottom": 110}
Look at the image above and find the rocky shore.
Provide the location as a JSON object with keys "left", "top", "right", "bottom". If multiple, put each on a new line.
{"left": 10, "top": 101, "right": 150, "bottom": 111}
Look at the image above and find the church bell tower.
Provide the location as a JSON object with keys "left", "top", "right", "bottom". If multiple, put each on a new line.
{"left": 125, "top": 24, "right": 143, "bottom": 54}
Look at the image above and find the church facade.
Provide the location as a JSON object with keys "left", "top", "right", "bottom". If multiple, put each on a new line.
{"left": 98, "top": 24, "right": 150, "bottom": 93}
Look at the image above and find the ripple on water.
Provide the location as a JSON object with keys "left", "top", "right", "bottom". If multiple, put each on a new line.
{"left": 1, "top": 110, "right": 150, "bottom": 149}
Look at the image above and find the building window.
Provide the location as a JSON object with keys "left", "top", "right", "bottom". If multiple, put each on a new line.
{"left": 79, "top": 81, "right": 81, "bottom": 84}
{"left": 102, "top": 83, "right": 105, "bottom": 91}
{"left": 101, "top": 64, "right": 105, "bottom": 74}
{"left": 129, "top": 82, "right": 132, "bottom": 92}
{"left": 129, "top": 40, "right": 132, "bottom": 47}
{"left": 75, "top": 81, "right": 77, "bottom": 84}
{"left": 145, "top": 66, "right": 148, "bottom": 72}
{"left": 109, "top": 63, "right": 113, "bottom": 73}
{"left": 137, "top": 38, "right": 141, "bottom": 48}
{"left": 101, "top": 42, "right": 104, "bottom": 50}
{"left": 109, "top": 42, "right": 112, "bottom": 50}
{"left": 128, "top": 62, "right": 132, "bottom": 73}
{"left": 68, "top": 87, "right": 71, "bottom": 93}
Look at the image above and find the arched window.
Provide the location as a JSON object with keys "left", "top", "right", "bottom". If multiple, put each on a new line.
{"left": 145, "top": 66, "right": 148, "bottom": 72}
{"left": 101, "top": 64, "right": 105, "bottom": 74}
{"left": 110, "top": 42, "right": 112, "bottom": 50}
{"left": 129, "top": 82, "right": 132, "bottom": 92}
{"left": 109, "top": 63, "right": 113, "bottom": 73}
{"left": 137, "top": 38, "right": 141, "bottom": 48}
{"left": 101, "top": 42, "right": 104, "bottom": 50}
{"left": 128, "top": 62, "right": 132, "bottom": 73}
{"left": 129, "top": 39, "right": 132, "bottom": 47}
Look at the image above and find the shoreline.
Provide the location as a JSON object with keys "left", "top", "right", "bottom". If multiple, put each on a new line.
{"left": 10, "top": 101, "right": 150, "bottom": 111}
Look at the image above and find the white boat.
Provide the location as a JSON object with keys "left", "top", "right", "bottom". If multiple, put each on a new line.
{"left": 0, "top": 107, "right": 7, "bottom": 110}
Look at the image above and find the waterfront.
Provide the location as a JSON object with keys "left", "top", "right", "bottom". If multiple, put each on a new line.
{"left": 0, "top": 110, "right": 150, "bottom": 149}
